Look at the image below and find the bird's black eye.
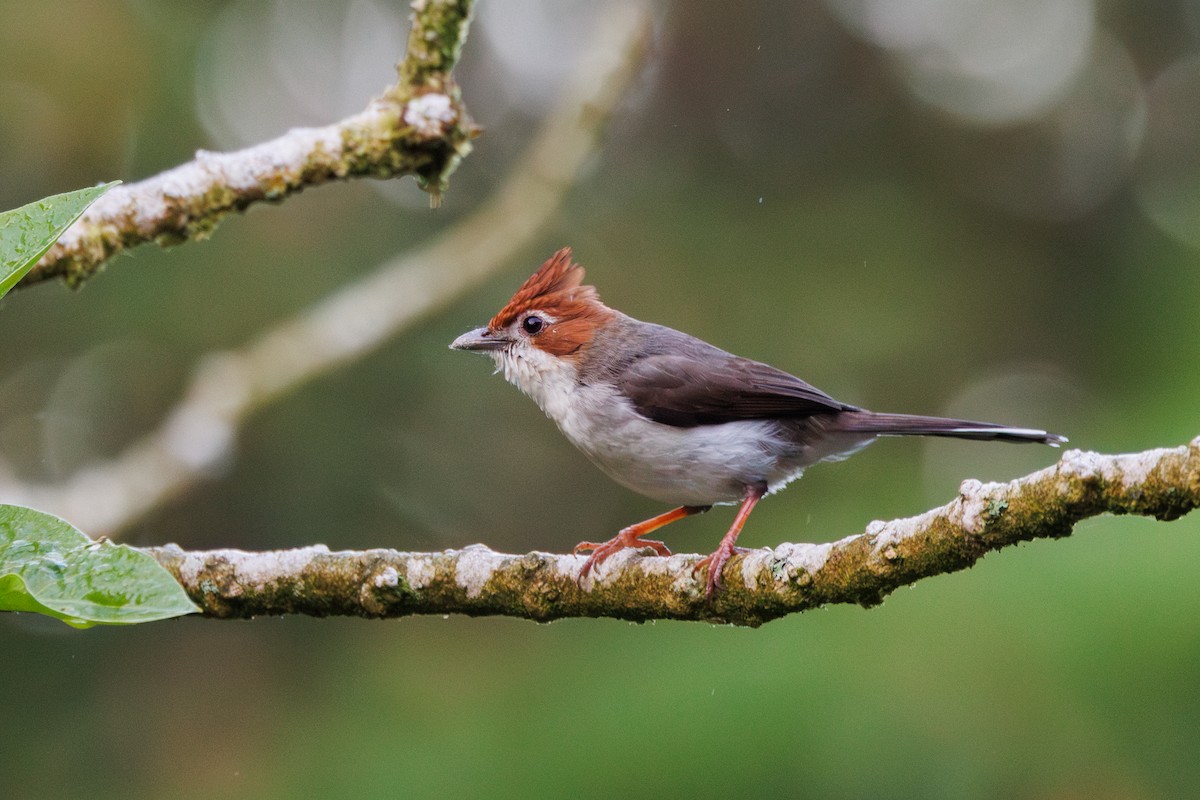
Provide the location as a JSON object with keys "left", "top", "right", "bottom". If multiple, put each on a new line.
{"left": 522, "top": 315, "right": 544, "bottom": 335}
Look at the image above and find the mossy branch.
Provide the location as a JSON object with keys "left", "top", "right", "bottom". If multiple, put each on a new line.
{"left": 21, "top": 0, "right": 477, "bottom": 290}
{"left": 146, "top": 437, "right": 1200, "bottom": 627}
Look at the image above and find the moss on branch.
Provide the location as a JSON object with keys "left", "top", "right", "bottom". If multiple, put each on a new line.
{"left": 147, "top": 437, "right": 1200, "bottom": 627}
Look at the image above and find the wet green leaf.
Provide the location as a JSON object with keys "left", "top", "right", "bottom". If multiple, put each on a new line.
{"left": 0, "top": 504, "right": 198, "bottom": 628}
{"left": 0, "top": 181, "right": 119, "bottom": 298}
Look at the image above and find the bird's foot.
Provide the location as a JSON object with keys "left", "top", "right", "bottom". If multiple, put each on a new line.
{"left": 574, "top": 528, "right": 672, "bottom": 582}
{"left": 693, "top": 544, "right": 751, "bottom": 598}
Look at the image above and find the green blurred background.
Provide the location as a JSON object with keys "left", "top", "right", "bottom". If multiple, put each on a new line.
{"left": 2, "top": 1, "right": 1199, "bottom": 797}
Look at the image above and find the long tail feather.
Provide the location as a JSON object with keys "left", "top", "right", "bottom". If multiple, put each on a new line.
{"left": 836, "top": 411, "right": 1067, "bottom": 446}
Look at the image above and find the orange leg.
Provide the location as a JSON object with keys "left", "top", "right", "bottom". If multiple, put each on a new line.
{"left": 575, "top": 505, "right": 710, "bottom": 581}
{"left": 694, "top": 486, "right": 766, "bottom": 598}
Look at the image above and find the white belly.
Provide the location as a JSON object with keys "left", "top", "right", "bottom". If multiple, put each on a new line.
{"left": 496, "top": 347, "right": 873, "bottom": 506}
{"left": 541, "top": 377, "right": 868, "bottom": 505}
{"left": 572, "top": 412, "right": 797, "bottom": 505}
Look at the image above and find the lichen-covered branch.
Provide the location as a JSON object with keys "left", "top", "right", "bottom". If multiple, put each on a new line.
{"left": 147, "top": 437, "right": 1200, "bottom": 627}
{"left": 21, "top": 0, "right": 476, "bottom": 290}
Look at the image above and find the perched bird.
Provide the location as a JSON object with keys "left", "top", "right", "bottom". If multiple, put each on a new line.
{"left": 451, "top": 248, "right": 1066, "bottom": 596}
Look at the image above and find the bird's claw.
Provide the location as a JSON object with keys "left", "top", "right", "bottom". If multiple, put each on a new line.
{"left": 693, "top": 544, "right": 751, "bottom": 598}
{"left": 574, "top": 532, "right": 671, "bottom": 582}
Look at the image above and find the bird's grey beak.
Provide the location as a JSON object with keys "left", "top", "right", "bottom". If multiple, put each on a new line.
{"left": 450, "top": 327, "right": 509, "bottom": 352}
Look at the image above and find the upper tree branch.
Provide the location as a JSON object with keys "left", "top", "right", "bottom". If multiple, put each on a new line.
{"left": 21, "top": 0, "right": 476, "bottom": 290}
{"left": 0, "top": 5, "right": 652, "bottom": 536}
{"left": 147, "top": 437, "right": 1200, "bottom": 627}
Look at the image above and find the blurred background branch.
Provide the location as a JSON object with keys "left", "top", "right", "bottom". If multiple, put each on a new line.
{"left": 0, "top": 4, "right": 652, "bottom": 537}
{"left": 149, "top": 438, "right": 1200, "bottom": 627}
{"left": 20, "top": 0, "right": 475, "bottom": 290}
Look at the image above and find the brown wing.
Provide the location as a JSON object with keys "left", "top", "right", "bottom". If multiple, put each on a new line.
{"left": 612, "top": 324, "right": 857, "bottom": 428}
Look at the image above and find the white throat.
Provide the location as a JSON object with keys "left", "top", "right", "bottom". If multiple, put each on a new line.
{"left": 491, "top": 346, "right": 580, "bottom": 423}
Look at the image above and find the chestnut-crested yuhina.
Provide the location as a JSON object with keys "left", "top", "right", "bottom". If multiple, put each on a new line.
{"left": 452, "top": 248, "right": 1066, "bottom": 597}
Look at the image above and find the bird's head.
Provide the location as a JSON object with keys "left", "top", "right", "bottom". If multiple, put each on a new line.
{"left": 451, "top": 248, "right": 615, "bottom": 398}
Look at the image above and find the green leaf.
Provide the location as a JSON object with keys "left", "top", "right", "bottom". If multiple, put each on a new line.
{"left": 0, "top": 504, "right": 199, "bottom": 628}
{"left": 0, "top": 181, "right": 119, "bottom": 298}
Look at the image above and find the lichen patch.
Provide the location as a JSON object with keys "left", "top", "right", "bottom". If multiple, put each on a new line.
{"left": 374, "top": 566, "right": 400, "bottom": 588}
{"left": 739, "top": 548, "right": 775, "bottom": 590}
{"left": 405, "top": 557, "right": 435, "bottom": 589}
{"left": 233, "top": 545, "right": 329, "bottom": 587}
{"left": 404, "top": 93, "right": 455, "bottom": 137}
{"left": 869, "top": 512, "right": 928, "bottom": 552}
{"left": 454, "top": 544, "right": 501, "bottom": 598}
{"left": 779, "top": 541, "right": 837, "bottom": 577}
{"left": 951, "top": 479, "right": 990, "bottom": 535}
